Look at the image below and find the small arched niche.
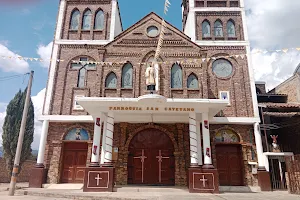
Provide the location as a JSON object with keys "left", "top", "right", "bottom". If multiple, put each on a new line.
{"left": 64, "top": 128, "right": 90, "bottom": 141}
{"left": 215, "top": 129, "right": 240, "bottom": 143}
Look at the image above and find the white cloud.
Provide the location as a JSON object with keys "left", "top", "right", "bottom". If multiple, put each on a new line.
{"left": 245, "top": 0, "right": 300, "bottom": 90}
{"left": 0, "top": 44, "right": 30, "bottom": 73}
{"left": 0, "top": 89, "right": 46, "bottom": 150}
{"left": 0, "top": 40, "right": 9, "bottom": 47}
{"left": 31, "top": 88, "right": 46, "bottom": 150}
{"left": 37, "top": 42, "right": 53, "bottom": 68}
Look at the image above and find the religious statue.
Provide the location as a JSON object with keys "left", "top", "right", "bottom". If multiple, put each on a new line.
{"left": 145, "top": 63, "right": 156, "bottom": 93}
{"left": 75, "top": 128, "right": 81, "bottom": 140}
{"left": 270, "top": 135, "right": 280, "bottom": 152}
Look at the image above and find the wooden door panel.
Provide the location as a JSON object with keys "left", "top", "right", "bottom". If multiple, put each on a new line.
{"left": 128, "top": 129, "right": 175, "bottom": 185}
{"left": 216, "top": 145, "right": 243, "bottom": 186}
{"left": 61, "top": 143, "right": 88, "bottom": 183}
{"left": 62, "top": 151, "right": 76, "bottom": 183}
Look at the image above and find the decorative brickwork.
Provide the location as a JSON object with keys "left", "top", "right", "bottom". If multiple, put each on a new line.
{"left": 44, "top": 122, "right": 258, "bottom": 186}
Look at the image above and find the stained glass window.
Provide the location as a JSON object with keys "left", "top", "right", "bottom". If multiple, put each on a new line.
{"left": 71, "top": 57, "right": 95, "bottom": 88}
{"left": 122, "top": 63, "right": 133, "bottom": 88}
{"left": 171, "top": 64, "right": 183, "bottom": 88}
{"left": 214, "top": 20, "right": 223, "bottom": 37}
{"left": 70, "top": 10, "right": 80, "bottom": 30}
{"left": 82, "top": 9, "right": 92, "bottom": 30}
{"left": 227, "top": 20, "right": 236, "bottom": 37}
{"left": 215, "top": 129, "right": 240, "bottom": 143}
{"left": 202, "top": 20, "right": 211, "bottom": 38}
{"left": 106, "top": 72, "right": 117, "bottom": 88}
{"left": 187, "top": 74, "right": 198, "bottom": 89}
{"left": 95, "top": 10, "right": 105, "bottom": 30}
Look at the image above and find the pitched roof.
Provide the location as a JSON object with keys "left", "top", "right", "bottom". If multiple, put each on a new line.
{"left": 104, "top": 12, "right": 202, "bottom": 49}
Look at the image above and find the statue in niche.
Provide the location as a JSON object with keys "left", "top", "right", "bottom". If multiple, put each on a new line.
{"left": 145, "top": 63, "right": 156, "bottom": 93}
{"left": 75, "top": 128, "right": 82, "bottom": 140}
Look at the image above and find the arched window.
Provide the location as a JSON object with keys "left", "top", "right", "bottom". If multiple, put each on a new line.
{"left": 214, "top": 20, "right": 223, "bottom": 37}
{"left": 121, "top": 63, "right": 133, "bottom": 88}
{"left": 105, "top": 72, "right": 117, "bottom": 88}
{"left": 70, "top": 9, "right": 80, "bottom": 30}
{"left": 82, "top": 9, "right": 92, "bottom": 30}
{"left": 202, "top": 20, "right": 211, "bottom": 38}
{"left": 71, "top": 57, "right": 96, "bottom": 88}
{"left": 187, "top": 74, "right": 198, "bottom": 89}
{"left": 227, "top": 20, "right": 236, "bottom": 37}
{"left": 95, "top": 10, "right": 105, "bottom": 30}
{"left": 171, "top": 64, "right": 183, "bottom": 88}
{"left": 78, "top": 68, "right": 86, "bottom": 88}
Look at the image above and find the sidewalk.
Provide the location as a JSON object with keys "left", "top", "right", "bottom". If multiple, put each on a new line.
{"left": 9, "top": 187, "right": 300, "bottom": 200}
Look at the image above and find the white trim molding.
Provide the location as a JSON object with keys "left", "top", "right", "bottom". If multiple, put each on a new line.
{"left": 56, "top": 40, "right": 110, "bottom": 45}
{"left": 195, "top": 41, "right": 249, "bottom": 46}
{"left": 43, "top": 0, "right": 66, "bottom": 115}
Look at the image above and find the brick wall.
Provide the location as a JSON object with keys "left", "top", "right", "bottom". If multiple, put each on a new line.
{"left": 0, "top": 158, "right": 35, "bottom": 183}
{"left": 195, "top": 11, "right": 244, "bottom": 41}
{"left": 62, "top": 0, "right": 112, "bottom": 40}
{"left": 50, "top": 13, "right": 254, "bottom": 118}
{"left": 44, "top": 122, "right": 258, "bottom": 186}
{"left": 275, "top": 75, "right": 300, "bottom": 103}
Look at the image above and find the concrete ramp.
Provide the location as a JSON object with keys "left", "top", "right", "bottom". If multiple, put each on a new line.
{"left": 45, "top": 184, "right": 83, "bottom": 190}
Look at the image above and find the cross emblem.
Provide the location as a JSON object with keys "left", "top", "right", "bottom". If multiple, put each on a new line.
{"left": 71, "top": 57, "right": 96, "bottom": 88}
{"left": 95, "top": 174, "right": 102, "bottom": 186}
{"left": 200, "top": 175, "right": 208, "bottom": 188}
{"left": 134, "top": 149, "right": 147, "bottom": 183}
{"left": 156, "top": 150, "right": 170, "bottom": 183}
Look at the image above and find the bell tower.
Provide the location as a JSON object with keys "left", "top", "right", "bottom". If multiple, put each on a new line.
{"left": 181, "top": 0, "right": 259, "bottom": 117}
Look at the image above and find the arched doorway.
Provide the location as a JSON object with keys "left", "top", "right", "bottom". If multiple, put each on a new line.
{"left": 61, "top": 128, "right": 89, "bottom": 183}
{"left": 127, "top": 128, "right": 175, "bottom": 185}
{"left": 214, "top": 129, "right": 244, "bottom": 186}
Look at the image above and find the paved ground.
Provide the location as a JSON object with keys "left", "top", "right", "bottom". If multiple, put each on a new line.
{"left": 0, "top": 183, "right": 299, "bottom": 200}
{"left": 0, "top": 190, "right": 299, "bottom": 200}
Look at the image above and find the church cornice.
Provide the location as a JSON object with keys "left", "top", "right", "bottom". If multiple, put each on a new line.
{"left": 106, "top": 52, "right": 142, "bottom": 57}
{"left": 201, "top": 46, "right": 246, "bottom": 50}
{"left": 196, "top": 11, "right": 241, "bottom": 16}
{"left": 114, "top": 39, "right": 193, "bottom": 48}
{"left": 66, "top": 0, "right": 111, "bottom": 5}
{"left": 163, "top": 52, "right": 202, "bottom": 58}
{"left": 60, "top": 44, "right": 105, "bottom": 49}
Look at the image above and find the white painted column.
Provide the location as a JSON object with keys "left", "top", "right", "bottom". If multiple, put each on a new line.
{"left": 254, "top": 122, "right": 266, "bottom": 169}
{"left": 100, "top": 114, "right": 107, "bottom": 165}
{"left": 189, "top": 112, "right": 198, "bottom": 166}
{"left": 109, "top": 0, "right": 117, "bottom": 41}
{"left": 196, "top": 120, "right": 203, "bottom": 166}
{"left": 91, "top": 114, "right": 103, "bottom": 166}
{"left": 104, "top": 112, "right": 114, "bottom": 165}
{"left": 36, "top": 120, "right": 49, "bottom": 167}
{"left": 154, "top": 63, "right": 159, "bottom": 92}
{"left": 202, "top": 112, "right": 213, "bottom": 167}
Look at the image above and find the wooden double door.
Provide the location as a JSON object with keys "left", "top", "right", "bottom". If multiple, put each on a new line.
{"left": 61, "top": 143, "right": 88, "bottom": 183}
{"left": 216, "top": 144, "right": 244, "bottom": 186}
{"left": 128, "top": 129, "right": 175, "bottom": 185}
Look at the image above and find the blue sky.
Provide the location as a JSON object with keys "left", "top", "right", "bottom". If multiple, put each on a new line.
{"left": 0, "top": 0, "right": 182, "bottom": 107}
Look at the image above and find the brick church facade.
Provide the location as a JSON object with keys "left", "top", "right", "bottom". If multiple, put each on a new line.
{"left": 29, "top": 0, "right": 269, "bottom": 193}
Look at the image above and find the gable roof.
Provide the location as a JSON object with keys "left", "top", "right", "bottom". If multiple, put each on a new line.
{"left": 294, "top": 63, "right": 300, "bottom": 75}
{"left": 104, "top": 12, "right": 202, "bottom": 49}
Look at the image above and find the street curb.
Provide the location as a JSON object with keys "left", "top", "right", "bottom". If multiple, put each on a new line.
{"left": 15, "top": 190, "right": 158, "bottom": 200}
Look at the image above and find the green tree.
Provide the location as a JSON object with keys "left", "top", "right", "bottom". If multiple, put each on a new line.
{"left": 2, "top": 88, "right": 34, "bottom": 176}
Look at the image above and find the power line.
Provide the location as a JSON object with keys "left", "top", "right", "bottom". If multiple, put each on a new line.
{"left": 0, "top": 73, "right": 29, "bottom": 82}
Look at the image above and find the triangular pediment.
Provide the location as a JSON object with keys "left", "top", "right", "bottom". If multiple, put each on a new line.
{"left": 104, "top": 12, "right": 202, "bottom": 50}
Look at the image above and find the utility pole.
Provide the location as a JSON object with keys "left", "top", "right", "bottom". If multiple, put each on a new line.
{"left": 8, "top": 71, "right": 34, "bottom": 196}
